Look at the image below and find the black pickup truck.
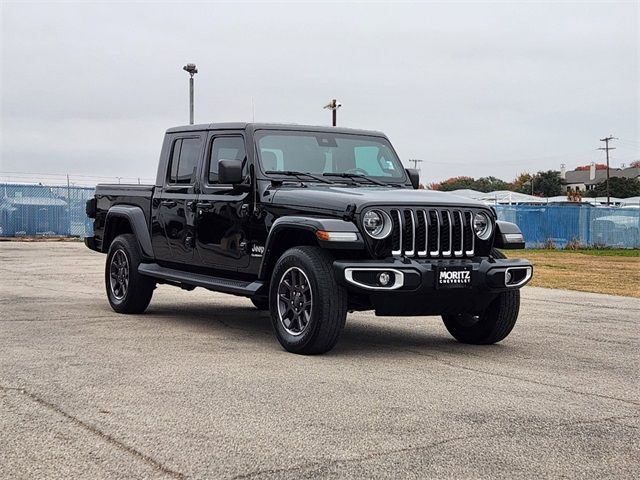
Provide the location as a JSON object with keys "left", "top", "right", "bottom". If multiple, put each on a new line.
{"left": 86, "top": 123, "right": 532, "bottom": 354}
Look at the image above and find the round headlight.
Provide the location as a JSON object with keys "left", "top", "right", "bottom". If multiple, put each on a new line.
{"left": 473, "top": 212, "right": 493, "bottom": 240}
{"left": 363, "top": 210, "right": 392, "bottom": 239}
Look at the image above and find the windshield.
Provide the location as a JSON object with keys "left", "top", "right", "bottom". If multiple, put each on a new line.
{"left": 255, "top": 131, "right": 407, "bottom": 183}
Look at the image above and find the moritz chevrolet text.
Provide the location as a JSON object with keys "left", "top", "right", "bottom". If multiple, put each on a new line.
{"left": 85, "top": 123, "right": 532, "bottom": 354}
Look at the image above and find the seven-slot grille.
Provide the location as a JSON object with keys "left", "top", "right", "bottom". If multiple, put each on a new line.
{"left": 389, "top": 208, "right": 476, "bottom": 258}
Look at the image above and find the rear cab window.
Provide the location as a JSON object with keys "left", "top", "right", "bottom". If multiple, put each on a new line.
{"left": 167, "top": 137, "right": 202, "bottom": 185}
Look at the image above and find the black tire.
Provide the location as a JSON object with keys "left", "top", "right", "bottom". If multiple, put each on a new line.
{"left": 442, "top": 248, "right": 520, "bottom": 344}
{"left": 250, "top": 296, "right": 269, "bottom": 311}
{"left": 269, "top": 246, "right": 347, "bottom": 354}
{"left": 105, "top": 234, "right": 155, "bottom": 314}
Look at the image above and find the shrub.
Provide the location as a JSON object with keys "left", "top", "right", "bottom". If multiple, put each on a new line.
{"left": 564, "top": 237, "right": 585, "bottom": 250}
{"left": 542, "top": 238, "right": 556, "bottom": 250}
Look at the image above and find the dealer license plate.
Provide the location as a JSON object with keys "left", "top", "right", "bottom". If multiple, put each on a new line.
{"left": 436, "top": 266, "right": 473, "bottom": 289}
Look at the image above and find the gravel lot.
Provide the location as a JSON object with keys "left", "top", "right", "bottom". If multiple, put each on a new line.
{"left": 1, "top": 242, "right": 638, "bottom": 479}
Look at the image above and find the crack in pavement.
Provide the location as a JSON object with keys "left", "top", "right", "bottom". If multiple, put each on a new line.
{"left": 525, "top": 297, "right": 640, "bottom": 312}
{"left": 0, "top": 385, "right": 185, "bottom": 479}
{"left": 403, "top": 350, "right": 640, "bottom": 407}
{"left": 333, "top": 329, "right": 640, "bottom": 408}
{"left": 332, "top": 329, "right": 640, "bottom": 408}
{"left": 231, "top": 413, "right": 640, "bottom": 479}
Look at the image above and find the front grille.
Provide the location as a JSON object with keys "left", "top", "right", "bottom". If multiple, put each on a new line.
{"left": 389, "top": 208, "right": 476, "bottom": 258}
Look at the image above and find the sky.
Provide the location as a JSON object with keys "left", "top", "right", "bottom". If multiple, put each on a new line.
{"left": 1, "top": 0, "right": 638, "bottom": 185}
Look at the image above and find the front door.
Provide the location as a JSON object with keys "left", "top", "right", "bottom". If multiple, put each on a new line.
{"left": 152, "top": 134, "right": 203, "bottom": 265}
{"left": 195, "top": 132, "right": 251, "bottom": 271}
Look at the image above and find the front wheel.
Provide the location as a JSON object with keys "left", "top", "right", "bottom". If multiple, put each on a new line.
{"left": 442, "top": 290, "right": 520, "bottom": 344}
{"left": 442, "top": 248, "right": 520, "bottom": 344}
{"left": 105, "top": 234, "right": 155, "bottom": 314}
{"left": 269, "top": 247, "right": 347, "bottom": 354}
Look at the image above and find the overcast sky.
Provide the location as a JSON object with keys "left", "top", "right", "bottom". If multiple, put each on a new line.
{"left": 1, "top": 0, "right": 638, "bottom": 184}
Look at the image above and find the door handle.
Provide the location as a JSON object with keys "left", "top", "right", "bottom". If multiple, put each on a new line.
{"left": 196, "top": 201, "right": 213, "bottom": 209}
{"left": 161, "top": 200, "right": 177, "bottom": 207}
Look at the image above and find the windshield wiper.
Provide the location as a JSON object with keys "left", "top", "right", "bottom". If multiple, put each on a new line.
{"left": 323, "top": 172, "right": 391, "bottom": 187}
{"left": 265, "top": 170, "right": 333, "bottom": 184}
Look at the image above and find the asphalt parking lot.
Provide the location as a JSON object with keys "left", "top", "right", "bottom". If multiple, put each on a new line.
{"left": 1, "top": 242, "right": 638, "bottom": 479}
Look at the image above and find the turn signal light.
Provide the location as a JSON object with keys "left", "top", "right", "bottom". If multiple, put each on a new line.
{"left": 316, "top": 231, "right": 358, "bottom": 242}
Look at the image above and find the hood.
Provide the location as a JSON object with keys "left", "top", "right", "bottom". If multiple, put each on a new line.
{"left": 269, "top": 185, "right": 487, "bottom": 212}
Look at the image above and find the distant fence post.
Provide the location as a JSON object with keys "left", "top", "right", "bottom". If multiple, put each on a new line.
{"left": 66, "top": 174, "right": 72, "bottom": 236}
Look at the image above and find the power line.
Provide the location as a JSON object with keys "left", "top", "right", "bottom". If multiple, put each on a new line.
{"left": 597, "top": 135, "right": 617, "bottom": 205}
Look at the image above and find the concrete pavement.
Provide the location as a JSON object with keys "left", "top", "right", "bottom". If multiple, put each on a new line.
{"left": 1, "top": 242, "right": 638, "bottom": 479}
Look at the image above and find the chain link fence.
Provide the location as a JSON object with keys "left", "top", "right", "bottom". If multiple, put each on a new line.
{"left": 1, "top": 183, "right": 638, "bottom": 248}
{"left": 495, "top": 204, "right": 640, "bottom": 248}
{"left": 0, "top": 183, "right": 95, "bottom": 237}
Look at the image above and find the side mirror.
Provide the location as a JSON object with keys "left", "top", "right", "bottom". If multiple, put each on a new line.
{"left": 406, "top": 168, "right": 420, "bottom": 189}
{"left": 218, "top": 159, "right": 244, "bottom": 184}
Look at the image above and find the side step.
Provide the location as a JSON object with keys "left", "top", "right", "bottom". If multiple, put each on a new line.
{"left": 138, "top": 263, "right": 264, "bottom": 296}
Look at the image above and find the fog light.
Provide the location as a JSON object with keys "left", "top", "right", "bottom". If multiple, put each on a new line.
{"left": 378, "top": 272, "right": 391, "bottom": 286}
{"left": 505, "top": 271, "right": 512, "bottom": 284}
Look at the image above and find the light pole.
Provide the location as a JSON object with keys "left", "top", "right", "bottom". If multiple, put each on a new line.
{"left": 524, "top": 173, "right": 536, "bottom": 195}
{"left": 323, "top": 99, "right": 342, "bottom": 126}
{"left": 183, "top": 63, "right": 198, "bottom": 125}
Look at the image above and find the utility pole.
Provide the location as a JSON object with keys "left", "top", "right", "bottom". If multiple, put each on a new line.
{"left": 323, "top": 99, "right": 341, "bottom": 126}
{"left": 598, "top": 135, "right": 617, "bottom": 205}
{"left": 409, "top": 159, "right": 423, "bottom": 170}
{"left": 408, "top": 159, "right": 423, "bottom": 186}
{"left": 183, "top": 63, "right": 198, "bottom": 125}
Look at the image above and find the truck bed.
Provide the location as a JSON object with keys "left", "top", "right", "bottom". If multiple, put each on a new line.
{"left": 88, "top": 183, "right": 155, "bottom": 253}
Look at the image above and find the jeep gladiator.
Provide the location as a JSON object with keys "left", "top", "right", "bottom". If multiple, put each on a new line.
{"left": 85, "top": 123, "right": 532, "bottom": 354}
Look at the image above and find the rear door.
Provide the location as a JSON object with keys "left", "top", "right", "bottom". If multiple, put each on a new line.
{"left": 194, "top": 131, "right": 251, "bottom": 271}
{"left": 151, "top": 133, "right": 204, "bottom": 265}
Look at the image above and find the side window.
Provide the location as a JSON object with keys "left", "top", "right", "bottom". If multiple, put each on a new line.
{"left": 208, "top": 136, "right": 246, "bottom": 183}
{"left": 167, "top": 137, "right": 201, "bottom": 185}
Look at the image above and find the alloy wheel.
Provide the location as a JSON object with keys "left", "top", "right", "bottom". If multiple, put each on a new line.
{"left": 277, "top": 266, "right": 313, "bottom": 336}
{"left": 109, "top": 249, "right": 129, "bottom": 300}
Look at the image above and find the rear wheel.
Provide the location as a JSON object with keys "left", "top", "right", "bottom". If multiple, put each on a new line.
{"left": 269, "top": 247, "right": 347, "bottom": 354}
{"left": 105, "top": 234, "right": 155, "bottom": 314}
{"left": 442, "top": 248, "right": 520, "bottom": 344}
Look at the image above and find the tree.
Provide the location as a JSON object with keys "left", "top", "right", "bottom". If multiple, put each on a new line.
{"left": 433, "top": 176, "right": 476, "bottom": 191}
{"left": 429, "top": 175, "right": 512, "bottom": 192}
{"left": 473, "top": 176, "right": 511, "bottom": 193}
{"left": 515, "top": 170, "right": 562, "bottom": 196}
{"left": 574, "top": 163, "right": 608, "bottom": 171}
{"left": 585, "top": 177, "right": 640, "bottom": 198}
{"left": 512, "top": 173, "right": 533, "bottom": 194}
{"left": 534, "top": 170, "right": 563, "bottom": 197}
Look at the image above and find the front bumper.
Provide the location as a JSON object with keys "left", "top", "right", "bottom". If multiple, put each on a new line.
{"left": 333, "top": 256, "right": 532, "bottom": 316}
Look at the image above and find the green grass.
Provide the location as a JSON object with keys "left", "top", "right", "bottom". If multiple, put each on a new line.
{"left": 525, "top": 248, "right": 640, "bottom": 257}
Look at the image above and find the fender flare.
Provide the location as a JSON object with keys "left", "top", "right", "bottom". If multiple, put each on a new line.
{"left": 258, "top": 216, "right": 362, "bottom": 280}
{"left": 104, "top": 205, "right": 154, "bottom": 259}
